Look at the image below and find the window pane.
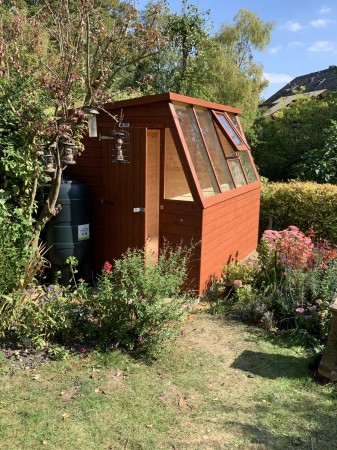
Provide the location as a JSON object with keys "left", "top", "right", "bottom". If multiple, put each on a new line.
{"left": 228, "top": 159, "right": 247, "bottom": 187}
{"left": 175, "top": 105, "right": 220, "bottom": 198}
{"left": 239, "top": 151, "right": 258, "bottom": 183}
{"left": 196, "top": 109, "right": 234, "bottom": 192}
{"left": 227, "top": 112, "right": 242, "bottom": 135}
{"left": 214, "top": 121, "right": 236, "bottom": 157}
{"left": 216, "top": 113, "right": 243, "bottom": 146}
{"left": 164, "top": 128, "right": 193, "bottom": 201}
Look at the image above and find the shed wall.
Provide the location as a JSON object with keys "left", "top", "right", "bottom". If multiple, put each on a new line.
{"left": 199, "top": 183, "right": 260, "bottom": 291}
{"left": 159, "top": 201, "right": 202, "bottom": 292}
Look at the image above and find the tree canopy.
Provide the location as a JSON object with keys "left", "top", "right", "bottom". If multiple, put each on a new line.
{"left": 251, "top": 93, "right": 337, "bottom": 182}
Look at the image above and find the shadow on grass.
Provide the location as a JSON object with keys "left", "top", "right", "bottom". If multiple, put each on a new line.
{"left": 231, "top": 350, "right": 308, "bottom": 379}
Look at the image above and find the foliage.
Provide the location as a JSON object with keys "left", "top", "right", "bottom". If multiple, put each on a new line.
{"left": 210, "top": 226, "right": 337, "bottom": 347}
{"left": 211, "top": 9, "right": 274, "bottom": 129}
{"left": 88, "top": 243, "right": 193, "bottom": 358}
{"left": 0, "top": 0, "right": 163, "bottom": 247}
{"left": 293, "top": 120, "right": 337, "bottom": 183}
{"left": 260, "top": 181, "right": 337, "bottom": 244}
{"left": 251, "top": 93, "right": 337, "bottom": 181}
{"left": 125, "top": 4, "right": 274, "bottom": 130}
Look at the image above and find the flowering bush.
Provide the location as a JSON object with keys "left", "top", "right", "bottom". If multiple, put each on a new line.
{"left": 211, "top": 226, "right": 337, "bottom": 347}
{"left": 260, "top": 226, "right": 314, "bottom": 271}
{"left": 88, "top": 242, "right": 194, "bottom": 358}
{"left": 0, "top": 284, "right": 77, "bottom": 348}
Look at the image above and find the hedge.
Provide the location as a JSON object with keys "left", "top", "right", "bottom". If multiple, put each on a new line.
{"left": 260, "top": 181, "right": 337, "bottom": 244}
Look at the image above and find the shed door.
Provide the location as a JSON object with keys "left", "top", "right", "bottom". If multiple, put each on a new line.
{"left": 101, "top": 127, "right": 146, "bottom": 264}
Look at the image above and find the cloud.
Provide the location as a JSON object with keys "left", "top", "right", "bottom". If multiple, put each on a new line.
{"left": 270, "top": 45, "right": 282, "bottom": 54}
{"left": 307, "top": 40, "right": 336, "bottom": 52}
{"left": 319, "top": 6, "right": 331, "bottom": 14}
{"left": 310, "top": 19, "right": 334, "bottom": 28}
{"left": 263, "top": 73, "right": 293, "bottom": 84}
{"left": 288, "top": 41, "right": 305, "bottom": 49}
{"left": 281, "top": 21, "right": 304, "bottom": 32}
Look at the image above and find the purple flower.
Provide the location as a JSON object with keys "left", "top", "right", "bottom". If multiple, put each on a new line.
{"left": 305, "top": 315, "right": 312, "bottom": 320}
{"left": 308, "top": 305, "right": 317, "bottom": 311}
{"left": 80, "top": 347, "right": 88, "bottom": 353}
{"left": 295, "top": 307, "right": 305, "bottom": 313}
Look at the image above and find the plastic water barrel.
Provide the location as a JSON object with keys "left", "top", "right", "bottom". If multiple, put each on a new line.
{"left": 44, "top": 180, "right": 91, "bottom": 269}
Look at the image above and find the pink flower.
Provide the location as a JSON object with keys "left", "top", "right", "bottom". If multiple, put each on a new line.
{"left": 138, "top": 294, "right": 143, "bottom": 301}
{"left": 137, "top": 336, "right": 143, "bottom": 342}
{"left": 233, "top": 280, "right": 243, "bottom": 288}
{"left": 295, "top": 307, "right": 305, "bottom": 313}
{"left": 80, "top": 347, "right": 88, "bottom": 353}
{"left": 104, "top": 261, "right": 112, "bottom": 274}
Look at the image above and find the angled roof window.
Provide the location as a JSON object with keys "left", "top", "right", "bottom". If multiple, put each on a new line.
{"left": 171, "top": 99, "right": 258, "bottom": 203}
{"left": 175, "top": 104, "right": 220, "bottom": 198}
{"left": 226, "top": 112, "right": 243, "bottom": 135}
{"left": 238, "top": 150, "right": 257, "bottom": 183}
{"left": 164, "top": 128, "right": 194, "bottom": 201}
{"left": 214, "top": 113, "right": 248, "bottom": 150}
{"left": 195, "top": 108, "right": 235, "bottom": 192}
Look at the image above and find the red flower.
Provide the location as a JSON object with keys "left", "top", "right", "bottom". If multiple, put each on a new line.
{"left": 104, "top": 261, "right": 112, "bottom": 274}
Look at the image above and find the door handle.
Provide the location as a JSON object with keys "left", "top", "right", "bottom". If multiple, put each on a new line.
{"left": 100, "top": 198, "right": 114, "bottom": 206}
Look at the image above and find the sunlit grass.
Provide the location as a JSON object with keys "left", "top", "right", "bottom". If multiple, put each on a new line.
{"left": 0, "top": 314, "right": 336, "bottom": 450}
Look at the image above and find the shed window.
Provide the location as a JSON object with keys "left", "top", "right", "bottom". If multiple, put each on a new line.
{"left": 195, "top": 109, "right": 234, "bottom": 192}
{"left": 239, "top": 150, "right": 257, "bottom": 183}
{"left": 213, "top": 121, "right": 236, "bottom": 157}
{"left": 216, "top": 113, "right": 243, "bottom": 146}
{"left": 175, "top": 105, "right": 220, "bottom": 198}
{"left": 228, "top": 159, "right": 247, "bottom": 187}
{"left": 164, "top": 128, "right": 193, "bottom": 201}
{"left": 226, "top": 112, "right": 242, "bottom": 135}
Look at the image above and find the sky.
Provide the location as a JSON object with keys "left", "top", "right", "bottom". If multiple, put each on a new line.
{"left": 136, "top": 0, "right": 337, "bottom": 100}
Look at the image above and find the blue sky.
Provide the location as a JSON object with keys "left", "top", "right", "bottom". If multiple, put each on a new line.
{"left": 136, "top": 0, "right": 337, "bottom": 100}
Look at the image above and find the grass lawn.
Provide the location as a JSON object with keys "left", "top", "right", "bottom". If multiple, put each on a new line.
{"left": 0, "top": 313, "right": 336, "bottom": 450}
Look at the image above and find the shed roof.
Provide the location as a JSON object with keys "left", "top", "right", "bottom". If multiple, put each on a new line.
{"left": 104, "top": 92, "right": 242, "bottom": 115}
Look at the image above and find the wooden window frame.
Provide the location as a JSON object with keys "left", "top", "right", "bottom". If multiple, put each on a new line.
{"left": 212, "top": 111, "right": 249, "bottom": 151}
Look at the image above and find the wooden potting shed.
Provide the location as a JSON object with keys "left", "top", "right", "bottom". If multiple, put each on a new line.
{"left": 66, "top": 92, "right": 261, "bottom": 293}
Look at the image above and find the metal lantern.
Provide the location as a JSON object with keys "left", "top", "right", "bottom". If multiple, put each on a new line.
{"left": 109, "top": 129, "right": 130, "bottom": 163}
{"left": 61, "top": 140, "right": 77, "bottom": 165}
{"left": 43, "top": 143, "right": 57, "bottom": 173}
{"left": 83, "top": 106, "right": 99, "bottom": 138}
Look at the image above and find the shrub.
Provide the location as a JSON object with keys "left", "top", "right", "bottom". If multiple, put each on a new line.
{"left": 260, "top": 181, "right": 337, "bottom": 244}
{"left": 89, "top": 243, "right": 194, "bottom": 358}
{"left": 211, "top": 226, "right": 337, "bottom": 347}
{"left": 0, "top": 284, "right": 78, "bottom": 347}
{"left": 0, "top": 202, "right": 34, "bottom": 295}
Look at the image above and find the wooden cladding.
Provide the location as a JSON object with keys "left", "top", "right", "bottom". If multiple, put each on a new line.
{"left": 64, "top": 93, "right": 260, "bottom": 293}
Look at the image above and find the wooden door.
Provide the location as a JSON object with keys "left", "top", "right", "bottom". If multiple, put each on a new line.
{"left": 101, "top": 127, "right": 147, "bottom": 264}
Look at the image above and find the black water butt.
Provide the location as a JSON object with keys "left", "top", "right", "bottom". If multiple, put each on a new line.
{"left": 44, "top": 180, "right": 92, "bottom": 284}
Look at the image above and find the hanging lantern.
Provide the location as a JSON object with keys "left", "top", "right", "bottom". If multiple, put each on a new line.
{"left": 110, "top": 129, "right": 130, "bottom": 163}
{"left": 43, "top": 143, "right": 56, "bottom": 173}
{"left": 83, "top": 106, "right": 99, "bottom": 138}
{"left": 61, "top": 140, "right": 77, "bottom": 165}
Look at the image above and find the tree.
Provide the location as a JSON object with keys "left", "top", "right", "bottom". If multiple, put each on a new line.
{"left": 208, "top": 9, "right": 274, "bottom": 128}
{"left": 0, "top": 0, "right": 162, "bottom": 235}
{"left": 251, "top": 93, "right": 337, "bottom": 181}
{"left": 123, "top": 5, "right": 273, "bottom": 130}
{"left": 123, "top": 0, "right": 212, "bottom": 97}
